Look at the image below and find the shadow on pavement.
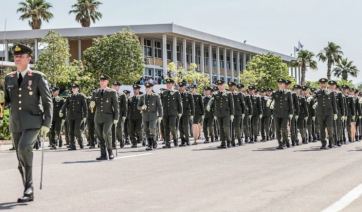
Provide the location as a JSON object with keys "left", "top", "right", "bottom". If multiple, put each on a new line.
{"left": 62, "top": 160, "right": 102, "bottom": 164}
{"left": 192, "top": 147, "right": 227, "bottom": 151}
{"left": 347, "top": 147, "right": 362, "bottom": 152}
{"left": 252, "top": 147, "right": 281, "bottom": 151}
{"left": 293, "top": 147, "right": 328, "bottom": 152}
{"left": 0, "top": 202, "right": 27, "bottom": 210}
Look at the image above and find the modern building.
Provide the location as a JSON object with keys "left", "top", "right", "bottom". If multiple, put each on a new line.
{"left": 0, "top": 23, "right": 300, "bottom": 83}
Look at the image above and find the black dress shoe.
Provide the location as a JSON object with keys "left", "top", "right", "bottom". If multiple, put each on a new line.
{"left": 108, "top": 150, "right": 114, "bottom": 160}
{"left": 9, "top": 146, "right": 16, "bottom": 150}
{"left": 96, "top": 156, "right": 107, "bottom": 160}
{"left": 276, "top": 146, "right": 283, "bottom": 149}
{"left": 292, "top": 141, "right": 295, "bottom": 146}
{"left": 186, "top": 141, "right": 190, "bottom": 146}
{"left": 286, "top": 142, "right": 290, "bottom": 148}
{"left": 217, "top": 145, "right": 227, "bottom": 149}
{"left": 89, "top": 146, "right": 95, "bottom": 149}
{"left": 142, "top": 139, "right": 146, "bottom": 146}
{"left": 50, "top": 146, "right": 57, "bottom": 150}
{"left": 179, "top": 143, "right": 186, "bottom": 147}
{"left": 86, "top": 143, "right": 91, "bottom": 146}
{"left": 245, "top": 138, "right": 249, "bottom": 143}
{"left": 18, "top": 194, "right": 34, "bottom": 203}
{"left": 204, "top": 140, "right": 210, "bottom": 143}
{"left": 146, "top": 146, "right": 152, "bottom": 151}
{"left": 79, "top": 143, "right": 84, "bottom": 149}
{"left": 131, "top": 145, "right": 137, "bottom": 148}
{"left": 153, "top": 141, "right": 158, "bottom": 149}
{"left": 320, "top": 146, "right": 327, "bottom": 149}
{"left": 68, "top": 146, "right": 76, "bottom": 151}
{"left": 162, "top": 144, "right": 171, "bottom": 148}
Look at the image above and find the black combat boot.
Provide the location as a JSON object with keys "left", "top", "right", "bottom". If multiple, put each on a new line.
{"left": 261, "top": 137, "right": 266, "bottom": 142}
{"left": 292, "top": 141, "right": 296, "bottom": 146}
{"left": 18, "top": 167, "right": 34, "bottom": 203}
{"left": 108, "top": 149, "right": 114, "bottom": 160}
{"left": 146, "top": 138, "right": 152, "bottom": 151}
{"left": 152, "top": 138, "right": 158, "bottom": 149}
{"left": 96, "top": 146, "right": 107, "bottom": 160}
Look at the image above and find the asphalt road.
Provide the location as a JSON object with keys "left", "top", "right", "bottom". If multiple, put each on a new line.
{"left": 1, "top": 138, "right": 362, "bottom": 212}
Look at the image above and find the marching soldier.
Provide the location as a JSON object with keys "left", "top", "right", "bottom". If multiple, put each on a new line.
{"left": 178, "top": 82, "right": 195, "bottom": 146}
{"left": 212, "top": 86, "right": 220, "bottom": 141}
{"left": 286, "top": 80, "right": 300, "bottom": 145}
{"left": 127, "top": 85, "right": 143, "bottom": 148}
{"left": 294, "top": 85, "right": 309, "bottom": 145}
{"left": 86, "top": 90, "right": 97, "bottom": 148}
{"left": 267, "top": 88, "right": 275, "bottom": 139}
{"left": 111, "top": 81, "right": 127, "bottom": 149}
{"left": 203, "top": 86, "right": 215, "bottom": 143}
{"left": 160, "top": 78, "right": 183, "bottom": 148}
{"left": 207, "top": 80, "right": 235, "bottom": 148}
{"left": 239, "top": 84, "right": 252, "bottom": 143}
{"left": 312, "top": 78, "right": 338, "bottom": 149}
{"left": 229, "top": 82, "right": 245, "bottom": 145}
{"left": 190, "top": 84, "right": 204, "bottom": 145}
{"left": 60, "top": 83, "right": 87, "bottom": 150}
{"left": 137, "top": 83, "right": 163, "bottom": 150}
{"left": 1, "top": 44, "right": 52, "bottom": 202}
{"left": 90, "top": 73, "right": 119, "bottom": 160}
{"left": 49, "top": 87, "right": 65, "bottom": 150}
{"left": 248, "top": 86, "right": 262, "bottom": 143}
{"left": 303, "top": 86, "right": 317, "bottom": 143}
{"left": 351, "top": 89, "right": 361, "bottom": 141}
{"left": 123, "top": 90, "right": 131, "bottom": 145}
{"left": 329, "top": 80, "right": 345, "bottom": 146}
{"left": 260, "top": 89, "right": 271, "bottom": 142}
{"left": 342, "top": 85, "right": 355, "bottom": 142}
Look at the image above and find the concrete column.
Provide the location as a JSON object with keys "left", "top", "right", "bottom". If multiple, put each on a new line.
{"left": 192, "top": 40, "right": 196, "bottom": 64}
{"left": 152, "top": 39, "right": 155, "bottom": 65}
{"left": 187, "top": 46, "right": 191, "bottom": 65}
{"left": 242, "top": 53, "right": 246, "bottom": 72}
{"left": 208, "top": 45, "right": 213, "bottom": 84}
{"left": 140, "top": 37, "right": 145, "bottom": 56}
{"left": 78, "top": 40, "right": 82, "bottom": 61}
{"left": 162, "top": 34, "right": 167, "bottom": 76}
{"left": 183, "top": 38, "right": 187, "bottom": 70}
{"left": 299, "top": 67, "right": 301, "bottom": 84}
{"left": 4, "top": 40, "right": 8, "bottom": 61}
{"left": 216, "top": 46, "right": 220, "bottom": 80}
{"left": 173, "top": 36, "right": 177, "bottom": 70}
{"left": 230, "top": 50, "right": 234, "bottom": 82}
{"left": 223, "top": 48, "right": 227, "bottom": 81}
{"left": 34, "top": 39, "right": 38, "bottom": 62}
{"left": 295, "top": 68, "right": 297, "bottom": 81}
{"left": 236, "top": 52, "right": 240, "bottom": 83}
{"left": 200, "top": 43, "right": 204, "bottom": 75}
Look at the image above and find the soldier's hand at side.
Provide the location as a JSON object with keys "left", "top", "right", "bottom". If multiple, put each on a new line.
{"left": 61, "top": 119, "right": 65, "bottom": 125}
{"left": 304, "top": 117, "right": 308, "bottom": 121}
{"left": 307, "top": 97, "right": 313, "bottom": 103}
{"left": 190, "top": 116, "right": 194, "bottom": 120}
{"left": 206, "top": 105, "right": 211, "bottom": 112}
{"left": 82, "top": 118, "right": 86, "bottom": 123}
{"left": 214, "top": 116, "right": 217, "bottom": 120}
{"left": 122, "top": 116, "right": 126, "bottom": 121}
{"left": 242, "top": 114, "right": 245, "bottom": 119}
{"left": 352, "top": 116, "right": 355, "bottom": 122}
{"left": 360, "top": 116, "right": 362, "bottom": 119}
{"left": 359, "top": 98, "right": 362, "bottom": 104}
{"left": 289, "top": 114, "right": 293, "bottom": 119}
{"left": 249, "top": 115, "right": 252, "bottom": 119}
{"left": 59, "top": 112, "right": 63, "bottom": 117}
{"left": 270, "top": 102, "right": 274, "bottom": 110}
{"left": 259, "top": 114, "right": 262, "bottom": 119}
{"left": 0, "top": 90, "right": 5, "bottom": 103}
{"left": 40, "top": 126, "right": 50, "bottom": 136}
{"left": 178, "top": 114, "right": 182, "bottom": 118}
{"left": 312, "top": 103, "right": 318, "bottom": 109}
{"left": 0, "top": 119, "right": 3, "bottom": 125}
{"left": 142, "top": 105, "right": 147, "bottom": 110}
{"left": 158, "top": 117, "right": 162, "bottom": 122}
{"left": 230, "top": 115, "right": 234, "bottom": 121}
{"left": 113, "top": 120, "right": 118, "bottom": 125}
{"left": 312, "top": 116, "right": 315, "bottom": 121}
{"left": 334, "top": 114, "right": 338, "bottom": 120}
{"left": 90, "top": 101, "right": 95, "bottom": 108}
{"left": 202, "top": 115, "right": 204, "bottom": 120}
{"left": 295, "top": 115, "right": 299, "bottom": 120}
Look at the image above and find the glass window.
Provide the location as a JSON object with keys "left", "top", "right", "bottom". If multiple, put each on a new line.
{"left": 154, "top": 41, "right": 162, "bottom": 59}
{"left": 144, "top": 39, "right": 152, "bottom": 57}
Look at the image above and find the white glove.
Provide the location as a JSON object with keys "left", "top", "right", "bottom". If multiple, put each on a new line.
{"left": 307, "top": 97, "right": 313, "bottom": 103}
{"left": 0, "top": 90, "right": 4, "bottom": 103}
{"left": 264, "top": 96, "right": 268, "bottom": 100}
{"left": 360, "top": 116, "right": 362, "bottom": 119}
{"left": 59, "top": 112, "right": 63, "bottom": 117}
{"left": 295, "top": 115, "right": 299, "bottom": 120}
{"left": 270, "top": 102, "right": 274, "bottom": 110}
{"left": 142, "top": 105, "right": 147, "bottom": 110}
{"left": 266, "top": 99, "right": 272, "bottom": 107}
{"left": 202, "top": 115, "right": 204, "bottom": 119}
{"left": 230, "top": 115, "right": 234, "bottom": 121}
{"left": 158, "top": 117, "right": 162, "bottom": 122}
{"left": 289, "top": 114, "right": 293, "bottom": 119}
{"left": 334, "top": 114, "right": 338, "bottom": 120}
{"left": 82, "top": 118, "right": 86, "bottom": 123}
{"left": 122, "top": 116, "right": 126, "bottom": 121}
{"left": 89, "top": 101, "right": 95, "bottom": 108}
{"left": 312, "top": 116, "right": 315, "bottom": 121}
{"left": 271, "top": 115, "right": 273, "bottom": 119}
{"left": 259, "top": 114, "right": 262, "bottom": 118}
{"left": 40, "top": 126, "right": 50, "bottom": 136}
{"left": 178, "top": 114, "right": 182, "bottom": 118}
{"left": 313, "top": 103, "right": 318, "bottom": 109}
{"left": 352, "top": 116, "right": 355, "bottom": 122}
{"left": 61, "top": 119, "right": 65, "bottom": 125}
{"left": 249, "top": 115, "right": 252, "bottom": 119}
{"left": 359, "top": 98, "right": 362, "bottom": 104}
{"left": 190, "top": 115, "right": 194, "bottom": 120}
{"left": 304, "top": 117, "right": 308, "bottom": 121}
{"left": 113, "top": 120, "right": 118, "bottom": 125}
{"left": 214, "top": 116, "right": 217, "bottom": 120}
{"left": 242, "top": 114, "right": 245, "bottom": 119}
{"left": 206, "top": 105, "right": 211, "bottom": 112}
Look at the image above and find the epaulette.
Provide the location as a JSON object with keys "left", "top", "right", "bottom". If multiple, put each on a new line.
{"left": 325, "top": 89, "right": 333, "bottom": 95}
{"left": 284, "top": 90, "right": 291, "bottom": 93}
{"left": 6, "top": 71, "right": 16, "bottom": 76}
{"left": 31, "top": 70, "right": 45, "bottom": 76}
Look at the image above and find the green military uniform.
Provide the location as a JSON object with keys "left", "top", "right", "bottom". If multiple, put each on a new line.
{"left": 357, "top": 92, "right": 362, "bottom": 140}
{"left": 86, "top": 94, "right": 97, "bottom": 148}
{"left": 203, "top": 87, "right": 215, "bottom": 143}
{"left": 294, "top": 85, "right": 309, "bottom": 144}
{"left": 127, "top": 85, "right": 143, "bottom": 147}
{"left": 123, "top": 90, "right": 131, "bottom": 144}
{"left": 191, "top": 85, "right": 204, "bottom": 125}
{"left": 287, "top": 81, "right": 300, "bottom": 145}
{"left": 243, "top": 91, "right": 253, "bottom": 143}
{"left": 342, "top": 85, "right": 355, "bottom": 142}
{"left": 270, "top": 79, "right": 294, "bottom": 149}
{"left": 313, "top": 78, "right": 338, "bottom": 149}
{"left": 49, "top": 87, "right": 65, "bottom": 149}
{"left": 111, "top": 81, "right": 127, "bottom": 148}
{"left": 228, "top": 82, "right": 245, "bottom": 145}
{"left": 160, "top": 78, "right": 183, "bottom": 148}
{"left": 3, "top": 43, "right": 53, "bottom": 203}
{"left": 178, "top": 82, "right": 195, "bottom": 146}
{"left": 260, "top": 89, "right": 271, "bottom": 142}
{"left": 329, "top": 81, "right": 345, "bottom": 146}
{"left": 303, "top": 87, "right": 316, "bottom": 143}
{"left": 352, "top": 90, "right": 361, "bottom": 141}
{"left": 248, "top": 86, "right": 262, "bottom": 142}
{"left": 61, "top": 83, "right": 88, "bottom": 150}
{"left": 137, "top": 83, "right": 163, "bottom": 150}
{"left": 266, "top": 88, "right": 276, "bottom": 139}
{"left": 208, "top": 80, "right": 235, "bottom": 148}
{"left": 212, "top": 86, "right": 220, "bottom": 141}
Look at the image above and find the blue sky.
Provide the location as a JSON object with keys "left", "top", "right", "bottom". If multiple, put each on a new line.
{"left": 1, "top": 0, "right": 361, "bottom": 83}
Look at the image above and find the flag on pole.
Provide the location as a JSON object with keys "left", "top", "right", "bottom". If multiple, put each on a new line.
{"left": 294, "top": 46, "right": 300, "bottom": 52}
{"left": 298, "top": 41, "right": 304, "bottom": 49}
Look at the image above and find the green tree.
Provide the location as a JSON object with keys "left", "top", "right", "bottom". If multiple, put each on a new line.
{"left": 238, "top": 53, "right": 295, "bottom": 89}
{"left": 336, "top": 79, "right": 355, "bottom": 89}
{"left": 17, "top": 0, "right": 53, "bottom": 30}
{"left": 332, "top": 58, "right": 359, "bottom": 81}
{"left": 317, "top": 42, "right": 343, "bottom": 80}
{"left": 290, "top": 50, "right": 318, "bottom": 85}
{"left": 304, "top": 81, "right": 321, "bottom": 90}
{"left": 83, "top": 29, "right": 145, "bottom": 85}
{"left": 69, "top": 0, "right": 102, "bottom": 27}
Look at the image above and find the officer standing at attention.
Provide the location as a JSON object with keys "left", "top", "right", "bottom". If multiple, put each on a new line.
{"left": 228, "top": 82, "right": 245, "bottom": 145}
{"left": 329, "top": 80, "right": 345, "bottom": 146}
{"left": 89, "top": 74, "right": 119, "bottom": 160}
{"left": 49, "top": 87, "right": 65, "bottom": 150}
{"left": 268, "top": 79, "right": 293, "bottom": 149}
{"left": 60, "top": 83, "right": 87, "bottom": 150}
{"left": 1, "top": 44, "right": 52, "bottom": 202}
{"left": 123, "top": 90, "right": 131, "bottom": 145}
{"left": 127, "top": 85, "right": 143, "bottom": 148}
{"left": 248, "top": 86, "right": 262, "bottom": 143}
{"left": 178, "top": 81, "right": 195, "bottom": 146}
{"left": 303, "top": 86, "right": 316, "bottom": 143}
{"left": 86, "top": 89, "right": 97, "bottom": 148}
{"left": 260, "top": 89, "right": 271, "bottom": 142}
{"left": 160, "top": 78, "right": 183, "bottom": 148}
{"left": 342, "top": 85, "right": 355, "bottom": 143}
{"left": 202, "top": 86, "right": 215, "bottom": 143}
{"left": 294, "top": 85, "right": 309, "bottom": 145}
{"left": 137, "top": 83, "right": 163, "bottom": 150}
{"left": 286, "top": 80, "right": 300, "bottom": 145}
{"left": 207, "top": 80, "right": 235, "bottom": 148}
{"left": 190, "top": 84, "right": 204, "bottom": 145}
{"left": 111, "top": 81, "right": 127, "bottom": 149}
{"left": 311, "top": 78, "right": 337, "bottom": 149}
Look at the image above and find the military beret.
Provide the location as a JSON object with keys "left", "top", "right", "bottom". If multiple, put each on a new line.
{"left": 285, "top": 79, "right": 292, "bottom": 85}
{"left": 113, "top": 81, "right": 121, "bottom": 86}
{"left": 52, "top": 87, "right": 60, "bottom": 91}
{"left": 178, "top": 81, "right": 186, "bottom": 87}
{"left": 132, "top": 84, "right": 141, "bottom": 89}
{"left": 71, "top": 83, "right": 80, "bottom": 88}
{"left": 190, "top": 84, "right": 198, "bottom": 89}
{"left": 236, "top": 84, "right": 244, "bottom": 89}
{"left": 328, "top": 80, "right": 337, "bottom": 85}
{"left": 293, "top": 84, "right": 302, "bottom": 89}
{"left": 228, "top": 81, "right": 236, "bottom": 87}
{"left": 12, "top": 44, "right": 32, "bottom": 56}
{"left": 204, "top": 86, "right": 212, "bottom": 91}
{"left": 342, "top": 85, "right": 350, "bottom": 89}
{"left": 319, "top": 78, "right": 328, "bottom": 83}
{"left": 267, "top": 88, "right": 273, "bottom": 92}
{"left": 248, "top": 85, "right": 255, "bottom": 90}
{"left": 165, "top": 78, "right": 175, "bottom": 83}
{"left": 260, "top": 88, "right": 266, "bottom": 92}
{"left": 277, "top": 78, "right": 286, "bottom": 83}
{"left": 145, "top": 82, "right": 154, "bottom": 88}
{"left": 99, "top": 73, "right": 111, "bottom": 80}
{"left": 216, "top": 80, "right": 225, "bottom": 85}
{"left": 123, "top": 90, "right": 130, "bottom": 95}
{"left": 301, "top": 86, "right": 308, "bottom": 91}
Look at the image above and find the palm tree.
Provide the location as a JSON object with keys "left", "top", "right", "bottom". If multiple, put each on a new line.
{"left": 290, "top": 50, "right": 318, "bottom": 85}
{"left": 69, "top": 0, "right": 103, "bottom": 27}
{"left": 17, "top": 0, "right": 53, "bottom": 30}
{"left": 333, "top": 58, "right": 359, "bottom": 81}
{"left": 317, "top": 42, "right": 343, "bottom": 80}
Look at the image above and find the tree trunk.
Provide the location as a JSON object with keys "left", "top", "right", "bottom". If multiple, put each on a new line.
{"left": 327, "top": 60, "right": 332, "bottom": 80}
{"left": 301, "top": 64, "right": 306, "bottom": 86}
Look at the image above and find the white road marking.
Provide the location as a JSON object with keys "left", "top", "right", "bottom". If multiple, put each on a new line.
{"left": 321, "top": 183, "right": 362, "bottom": 212}
{"left": 114, "top": 153, "right": 153, "bottom": 160}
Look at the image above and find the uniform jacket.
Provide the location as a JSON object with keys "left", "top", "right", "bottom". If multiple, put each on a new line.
{"left": 232, "top": 91, "right": 245, "bottom": 116}
{"left": 298, "top": 95, "right": 309, "bottom": 118}
{"left": 313, "top": 89, "right": 337, "bottom": 116}
{"left": 52, "top": 96, "right": 65, "bottom": 122}
{"left": 86, "top": 96, "right": 96, "bottom": 120}
{"left": 61, "top": 93, "right": 88, "bottom": 120}
{"left": 137, "top": 93, "right": 163, "bottom": 121}
{"left": 203, "top": 95, "right": 214, "bottom": 118}
{"left": 117, "top": 92, "right": 128, "bottom": 127}
{"left": 160, "top": 89, "right": 183, "bottom": 116}
{"left": 271, "top": 90, "right": 294, "bottom": 118}
{"left": 353, "top": 96, "right": 361, "bottom": 117}
{"left": 128, "top": 94, "right": 142, "bottom": 120}
{"left": 4, "top": 69, "right": 52, "bottom": 132}
{"left": 243, "top": 94, "right": 253, "bottom": 116}
{"left": 260, "top": 96, "right": 271, "bottom": 117}
{"left": 208, "top": 90, "right": 235, "bottom": 117}
{"left": 334, "top": 91, "right": 345, "bottom": 116}
{"left": 291, "top": 91, "right": 300, "bottom": 116}
{"left": 180, "top": 91, "right": 195, "bottom": 116}
{"left": 345, "top": 95, "right": 355, "bottom": 117}
{"left": 193, "top": 93, "right": 205, "bottom": 115}
{"left": 249, "top": 95, "right": 262, "bottom": 116}
{"left": 91, "top": 87, "right": 119, "bottom": 123}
